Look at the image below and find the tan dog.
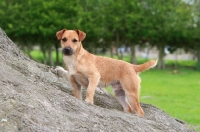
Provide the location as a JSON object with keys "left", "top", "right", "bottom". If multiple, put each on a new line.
{"left": 56, "top": 29, "right": 157, "bottom": 116}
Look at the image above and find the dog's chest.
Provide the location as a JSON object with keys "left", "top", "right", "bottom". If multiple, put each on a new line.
{"left": 68, "top": 64, "right": 76, "bottom": 75}
{"left": 63, "top": 56, "right": 77, "bottom": 75}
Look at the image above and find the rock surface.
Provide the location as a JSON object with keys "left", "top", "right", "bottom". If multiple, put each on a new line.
{"left": 0, "top": 28, "right": 194, "bottom": 132}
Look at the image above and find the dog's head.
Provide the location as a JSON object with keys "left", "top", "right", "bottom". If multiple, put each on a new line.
{"left": 56, "top": 29, "right": 86, "bottom": 56}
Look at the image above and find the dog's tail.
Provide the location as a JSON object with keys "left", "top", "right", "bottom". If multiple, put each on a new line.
{"left": 133, "top": 60, "right": 158, "bottom": 73}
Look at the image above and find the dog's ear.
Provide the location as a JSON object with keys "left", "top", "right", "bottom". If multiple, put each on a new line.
{"left": 56, "top": 29, "right": 67, "bottom": 40}
{"left": 75, "top": 30, "right": 86, "bottom": 41}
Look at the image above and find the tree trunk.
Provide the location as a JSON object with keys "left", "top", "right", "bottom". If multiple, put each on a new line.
{"left": 110, "top": 46, "right": 114, "bottom": 58}
{"left": 55, "top": 43, "right": 59, "bottom": 65}
{"left": 116, "top": 46, "right": 120, "bottom": 60}
{"left": 157, "top": 45, "right": 165, "bottom": 69}
{"left": 48, "top": 47, "right": 54, "bottom": 66}
{"left": 118, "top": 49, "right": 123, "bottom": 60}
{"left": 174, "top": 50, "right": 178, "bottom": 69}
{"left": 94, "top": 46, "right": 97, "bottom": 55}
{"left": 130, "top": 45, "right": 137, "bottom": 64}
{"left": 197, "top": 50, "right": 200, "bottom": 62}
{"left": 196, "top": 49, "right": 200, "bottom": 70}
{"left": 41, "top": 47, "right": 47, "bottom": 65}
{"left": 26, "top": 44, "right": 32, "bottom": 59}
{"left": 90, "top": 43, "right": 96, "bottom": 54}
{"left": 145, "top": 43, "right": 150, "bottom": 61}
{"left": 116, "top": 32, "right": 122, "bottom": 60}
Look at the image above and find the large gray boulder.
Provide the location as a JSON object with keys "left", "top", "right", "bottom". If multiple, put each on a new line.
{"left": 0, "top": 28, "right": 194, "bottom": 132}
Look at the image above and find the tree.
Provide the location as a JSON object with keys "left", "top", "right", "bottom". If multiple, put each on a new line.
{"left": 0, "top": 0, "right": 195, "bottom": 68}
{"left": 123, "top": 0, "right": 150, "bottom": 64}
{"left": 190, "top": 0, "right": 200, "bottom": 70}
{"left": 0, "top": 0, "right": 79, "bottom": 65}
{"left": 142, "top": 0, "right": 192, "bottom": 69}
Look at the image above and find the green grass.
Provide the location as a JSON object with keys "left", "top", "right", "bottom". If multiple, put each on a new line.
{"left": 139, "top": 68, "right": 200, "bottom": 126}
{"left": 28, "top": 50, "right": 63, "bottom": 64}
{"left": 29, "top": 50, "right": 44, "bottom": 62}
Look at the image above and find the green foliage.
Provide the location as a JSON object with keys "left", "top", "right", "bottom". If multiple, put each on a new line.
{"left": 0, "top": 0, "right": 200, "bottom": 67}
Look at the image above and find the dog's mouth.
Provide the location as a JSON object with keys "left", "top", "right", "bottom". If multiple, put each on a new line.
{"left": 62, "top": 47, "right": 74, "bottom": 56}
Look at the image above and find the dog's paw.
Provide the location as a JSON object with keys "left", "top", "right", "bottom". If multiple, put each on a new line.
{"left": 53, "top": 66, "right": 69, "bottom": 79}
{"left": 85, "top": 98, "right": 94, "bottom": 104}
{"left": 55, "top": 66, "right": 66, "bottom": 72}
{"left": 54, "top": 66, "right": 68, "bottom": 74}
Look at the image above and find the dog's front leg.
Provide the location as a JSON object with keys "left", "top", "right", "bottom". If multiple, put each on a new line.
{"left": 70, "top": 75, "right": 82, "bottom": 100}
{"left": 85, "top": 73, "right": 100, "bottom": 104}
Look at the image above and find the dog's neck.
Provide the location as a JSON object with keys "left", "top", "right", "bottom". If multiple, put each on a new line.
{"left": 76, "top": 43, "right": 84, "bottom": 54}
{"left": 75, "top": 43, "right": 89, "bottom": 58}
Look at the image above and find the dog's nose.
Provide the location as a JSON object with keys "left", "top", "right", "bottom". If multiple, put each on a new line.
{"left": 62, "top": 47, "right": 74, "bottom": 56}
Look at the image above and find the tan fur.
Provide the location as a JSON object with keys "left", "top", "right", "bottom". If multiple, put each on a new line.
{"left": 56, "top": 29, "right": 157, "bottom": 116}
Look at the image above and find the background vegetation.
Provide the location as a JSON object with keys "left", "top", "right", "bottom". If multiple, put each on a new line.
{"left": 1, "top": 0, "right": 200, "bottom": 69}
{"left": 1, "top": 0, "right": 200, "bottom": 128}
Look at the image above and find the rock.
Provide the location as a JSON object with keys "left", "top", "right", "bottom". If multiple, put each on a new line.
{"left": 0, "top": 28, "right": 195, "bottom": 132}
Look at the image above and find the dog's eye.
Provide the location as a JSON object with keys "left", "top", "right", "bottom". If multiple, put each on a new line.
{"left": 72, "top": 39, "right": 78, "bottom": 43}
{"left": 62, "top": 37, "right": 67, "bottom": 42}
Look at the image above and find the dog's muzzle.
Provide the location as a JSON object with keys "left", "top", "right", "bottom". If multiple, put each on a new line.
{"left": 62, "top": 47, "right": 74, "bottom": 56}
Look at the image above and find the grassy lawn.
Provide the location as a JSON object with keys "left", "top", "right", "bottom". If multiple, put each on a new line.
{"left": 28, "top": 50, "right": 63, "bottom": 64}
{"left": 28, "top": 50, "right": 200, "bottom": 128}
{"left": 139, "top": 68, "right": 200, "bottom": 126}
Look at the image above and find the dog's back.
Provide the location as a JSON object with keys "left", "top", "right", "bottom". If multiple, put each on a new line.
{"left": 93, "top": 55, "right": 157, "bottom": 85}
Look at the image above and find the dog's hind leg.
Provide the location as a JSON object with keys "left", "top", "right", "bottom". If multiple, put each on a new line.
{"left": 121, "top": 76, "right": 144, "bottom": 116}
{"left": 70, "top": 76, "right": 82, "bottom": 100}
{"left": 125, "top": 92, "right": 144, "bottom": 116}
{"left": 113, "top": 88, "right": 133, "bottom": 113}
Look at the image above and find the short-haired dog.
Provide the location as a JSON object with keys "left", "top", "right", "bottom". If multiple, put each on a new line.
{"left": 56, "top": 29, "right": 157, "bottom": 116}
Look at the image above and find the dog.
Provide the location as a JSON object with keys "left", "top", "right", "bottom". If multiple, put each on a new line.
{"left": 56, "top": 29, "right": 157, "bottom": 116}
